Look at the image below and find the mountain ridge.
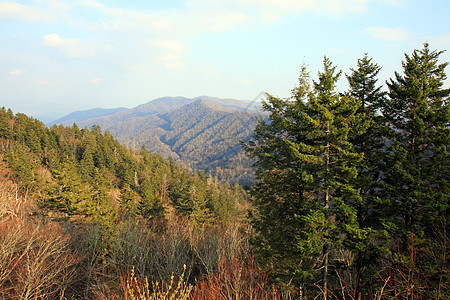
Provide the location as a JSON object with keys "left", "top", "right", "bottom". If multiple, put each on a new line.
{"left": 48, "top": 107, "right": 128, "bottom": 126}
{"left": 49, "top": 96, "right": 261, "bottom": 185}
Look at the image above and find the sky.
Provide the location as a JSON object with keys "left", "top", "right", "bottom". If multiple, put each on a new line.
{"left": 1, "top": 0, "right": 449, "bottom": 123}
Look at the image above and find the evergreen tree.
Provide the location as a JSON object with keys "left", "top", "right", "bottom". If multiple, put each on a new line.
{"left": 346, "top": 54, "right": 386, "bottom": 297}
{"left": 245, "top": 59, "right": 363, "bottom": 298}
{"left": 45, "top": 162, "right": 90, "bottom": 215}
{"left": 119, "top": 184, "right": 141, "bottom": 218}
{"left": 79, "top": 134, "right": 96, "bottom": 181}
{"left": 0, "top": 107, "right": 13, "bottom": 140}
{"left": 138, "top": 176, "right": 165, "bottom": 219}
{"left": 379, "top": 43, "right": 449, "bottom": 297}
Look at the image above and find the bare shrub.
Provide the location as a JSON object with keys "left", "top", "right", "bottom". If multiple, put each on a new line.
{"left": 125, "top": 265, "right": 192, "bottom": 300}
{"left": 111, "top": 218, "right": 195, "bottom": 284}
{"left": 190, "top": 255, "right": 291, "bottom": 300}
{"left": 0, "top": 219, "right": 78, "bottom": 299}
{"left": 0, "top": 178, "right": 32, "bottom": 220}
{"left": 189, "top": 222, "right": 250, "bottom": 278}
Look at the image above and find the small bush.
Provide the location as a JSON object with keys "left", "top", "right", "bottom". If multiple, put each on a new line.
{"left": 125, "top": 265, "right": 192, "bottom": 300}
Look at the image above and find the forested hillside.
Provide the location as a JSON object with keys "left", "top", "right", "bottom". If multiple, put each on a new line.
{"left": 0, "top": 109, "right": 248, "bottom": 224}
{"left": 49, "top": 96, "right": 261, "bottom": 186}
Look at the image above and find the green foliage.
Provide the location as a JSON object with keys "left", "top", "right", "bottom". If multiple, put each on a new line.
{"left": 346, "top": 53, "right": 387, "bottom": 295}
{"left": 246, "top": 45, "right": 449, "bottom": 298}
{"left": 246, "top": 60, "right": 363, "bottom": 296}
{"left": 44, "top": 162, "right": 90, "bottom": 215}
{"left": 377, "top": 43, "right": 450, "bottom": 297}
{"left": 3, "top": 143, "right": 43, "bottom": 192}
{"left": 0, "top": 109, "right": 244, "bottom": 227}
{"left": 381, "top": 43, "right": 449, "bottom": 240}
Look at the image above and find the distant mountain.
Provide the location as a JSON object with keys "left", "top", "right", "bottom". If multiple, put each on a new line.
{"left": 48, "top": 107, "right": 128, "bottom": 126}
{"left": 49, "top": 96, "right": 262, "bottom": 185}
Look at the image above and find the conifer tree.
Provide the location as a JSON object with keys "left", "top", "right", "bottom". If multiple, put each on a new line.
{"left": 0, "top": 107, "right": 13, "bottom": 140}
{"left": 346, "top": 54, "right": 386, "bottom": 297}
{"left": 246, "top": 59, "right": 363, "bottom": 298}
{"left": 45, "top": 162, "right": 90, "bottom": 215}
{"left": 138, "top": 176, "right": 165, "bottom": 218}
{"left": 379, "top": 44, "right": 449, "bottom": 297}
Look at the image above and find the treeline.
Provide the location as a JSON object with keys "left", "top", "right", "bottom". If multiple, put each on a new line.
{"left": 245, "top": 44, "right": 449, "bottom": 299}
{"left": 0, "top": 109, "right": 247, "bottom": 225}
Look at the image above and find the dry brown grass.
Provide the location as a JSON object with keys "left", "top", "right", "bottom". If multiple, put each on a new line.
{"left": 89, "top": 217, "right": 266, "bottom": 299}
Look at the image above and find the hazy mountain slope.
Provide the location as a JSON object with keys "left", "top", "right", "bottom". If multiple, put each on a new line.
{"left": 49, "top": 96, "right": 261, "bottom": 185}
{"left": 108, "top": 99, "right": 258, "bottom": 184}
{"left": 48, "top": 107, "right": 127, "bottom": 126}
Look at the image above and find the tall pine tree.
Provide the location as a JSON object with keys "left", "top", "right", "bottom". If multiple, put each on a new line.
{"left": 246, "top": 59, "right": 363, "bottom": 298}
{"left": 346, "top": 54, "right": 386, "bottom": 298}
{"left": 380, "top": 43, "right": 449, "bottom": 298}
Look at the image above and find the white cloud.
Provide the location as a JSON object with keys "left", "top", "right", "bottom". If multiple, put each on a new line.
{"left": 187, "top": 0, "right": 376, "bottom": 21}
{"left": 9, "top": 69, "right": 22, "bottom": 75}
{"left": 43, "top": 33, "right": 95, "bottom": 58}
{"left": 0, "top": 1, "right": 56, "bottom": 22}
{"left": 362, "top": 27, "right": 411, "bottom": 42}
{"left": 199, "top": 64, "right": 221, "bottom": 78}
{"left": 90, "top": 78, "right": 102, "bottom": 84}
{"left": 3, "top": 0, "right": 405, "bottom": 84}
{"left": 153, "top": 39, "right": 187, "bottom": 71}
{"left": 243, "top": 0, "right": 368, "bottom": 15}
{"left": 155, "top": 39, "right": 186, "bottom": 54}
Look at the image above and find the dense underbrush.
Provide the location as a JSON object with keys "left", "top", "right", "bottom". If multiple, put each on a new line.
{"left": 0, "top": 177, "right": 289, "bottom": 300}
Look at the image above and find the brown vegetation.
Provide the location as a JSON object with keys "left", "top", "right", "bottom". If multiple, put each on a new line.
{"left": 0, "top": 175, "right": 287, "bottom": 299}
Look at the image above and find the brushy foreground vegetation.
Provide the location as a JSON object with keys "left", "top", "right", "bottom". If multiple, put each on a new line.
{"left": 0, "top": 176, "right": 288, "bottom": 299}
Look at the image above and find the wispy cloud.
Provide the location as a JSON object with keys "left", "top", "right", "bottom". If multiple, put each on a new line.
{"left": 9, "top": 69, "right": 22, "bottom": 75}
{"left": 153, "top": 39, "right": 187, "bottom": 71}
{"left": 187, "top": 0, "right": 382, "bottom": 21}
{"left": 0, "top": 1, "right": 56, "bottom": 22}
{"left": 2, "top": 0, "right": 408, "bottom": 92}
{"left": 431, "top": 34, "right": 450, "bottom": 47}
{"left": 362, "top": 27, "right": 411, "bottom": 42}
{"left": 2, "top": 0, "right": 388, "bottom": 36}
{"left": 245, "top": 0, "right": 371, "bottom": 15}
{"left": 43, "top": 33, "right": 96, "bottom": 58}
{"left": 90, "top": 78, "right": 102, "bottom": 84}
{"left": 38, "top": 80, "right": 60, "bottom": 87}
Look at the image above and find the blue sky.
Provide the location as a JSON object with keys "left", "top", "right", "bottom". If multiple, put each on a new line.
{"left": 1, "top": 0, "right": 449, "bottom": 122}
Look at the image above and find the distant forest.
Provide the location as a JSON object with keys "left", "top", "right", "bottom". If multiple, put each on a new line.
{"left": 0, "top": 43, "right": 448, "bottom": 299}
